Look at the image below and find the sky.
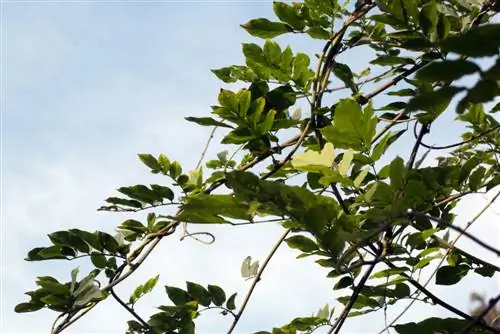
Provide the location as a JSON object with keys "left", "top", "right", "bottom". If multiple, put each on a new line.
{"left": 1, "top": 1, "right": 499, "bottom": 334}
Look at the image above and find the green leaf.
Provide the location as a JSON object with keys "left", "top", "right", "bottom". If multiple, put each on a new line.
{"left": 338, "top": 150, "right": 354, "bottom": 177}
{"left": 459, "top": 157, "right": 480, "bottom": 184}
{"left": 435, "top": 265, "right": 469, "bottom": 285}
{"left": 241, "top": 18, "right": 292, "bottom": 38}
{"left": 406, "top": 86, "right": 464, "bottom": 118}
{"left": 15, "top": 302, "right": 44, "bottom": 313}
{"left": 119, "top": 219, "right": 148, "bottom": 233}
{"left": 370, "top": 56, "right": 415, "bottom": 66}
{"left": 138, "top": 154, "right": 160, "bottom": 171}
{"left": 371, "top": 267, "right": 409, "bottom": 279}
{"left": 48, "top": 231, "right": 90, "bottom": 254}
{"left": 333, "top": 62, "right": 357, "bottom": 93}
{"left": 258, "top": 109, "right": 276, "bottom": 134}
{"left": 186, "top": 282, "right": 211, "bottom": 307}
{"left": 165, "top": 286, "right": 190, "bottom": 306}
{"left": 69, "top": 229, "right": 102, "bottom": 251}
{"left": 468, "top": 166, "right": 486, "bottom": 191}
{"left": 90, "top": 252, "right": 107, "bottom": 269}
{"left": 395, "top": 317, "right": 491, "bottom": 334}
{"left": 143, "top": 275, "right": 160, "bottom": 294}
{"left": 98, "top": 232, "right": 120, "bottom": 253}
{"left": 211, "top": 65, "right": 258, "bottom": 83}
{"left": 390, "top": 156, "right": 405, "bottom": 190}
{"left": 226, "top": 293, "right": 237, "bottom": 310}
{"left": 371, "top": 130, "right": 406, "bottom": 162}
{"left": 285, "top": 235, "right": 318, "bottom": 252}
{"left": 273, "top": 2, "right": 306, "bottom": 30}
{"left": 263, "top": 40, "right": 281, "bottom": 67}
{"left": 293, "top": 53, "right": 313, "bottom": 87}
{"left": 105, "top": 197, "right": 142, "bottom": 209}
{"left": 441, "top": 24, "right": 500, "bottom": 57}
{"left": 158, "top": 154, "right": 170, "bottom": 174}
{"left": 150, "top": 184, "right": 175, "bottom": 201}
{"left": 334, "top": 276, "right": 353, "bottom": 290}
{"left": 185, "top": 117, "right": 233, "bottom": 129}
{"left": 207, "top": 285, "right": 226, "bottom": 306}
{"left": 437, "top": 14, "right": 451, "bottom": 40}
{"left": 321, "top": 99, "right": 366, "bottom": 150}
{"left": 169, "top": 161, "right": 182, "bottom": 179}
{"left": 306, "top": 26, "right": 330, "bottom": 39}
{"left": 416, "top": 60, "right": 480, "bottom": 82}
{"left": 292, "top": 143, "right": 335, "bottom": 172}
{"left": 354, "top": 169, "right": 369, "bottom": 188}
{"left": 419, "top": 0, "right": 438, "bottom": 40}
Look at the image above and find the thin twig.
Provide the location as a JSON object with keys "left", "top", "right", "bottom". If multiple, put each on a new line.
{"left": 407, "top": 122, "right": 430, "bottom": 170}
{"left": 226, "top": 229, "right": 291, "bottom": 334}
{"left": 384, "top": 261, "right": 500, "bottom": 334}
{"left": 109, "top": 287, "right": 150, "bottom": 329}
{"left": 377, "top": 190, "right": 500, "bottom": 334}
{"left": 196, "top": 126, "right": 218, "bottom": 169}
{"left": 418, "top": 125, "right": 500, "bottom": 150}
{"left": 409, "top": 211, "right": 500, "bottom": 256}
{"left": 328, "top": 246, "right": 383, "bottom": 334}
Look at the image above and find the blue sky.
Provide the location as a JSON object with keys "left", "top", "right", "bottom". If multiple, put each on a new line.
{"left": 2, "top": 1, "right": 499, "bottom": 334}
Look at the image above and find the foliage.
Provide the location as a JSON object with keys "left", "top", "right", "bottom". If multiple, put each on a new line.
{"left": 16, "top": 0, "right": 500, "bottom": 334}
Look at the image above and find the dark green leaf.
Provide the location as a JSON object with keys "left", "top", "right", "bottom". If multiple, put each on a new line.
{"left": 333, "top": 62, "right": 357, "bottom": 93}
{"left": 285, "top": 235, "right": 318, "bottom": 253}
{"left": 90, "top": 252, "right": 107, "bottom": 269}
{"left": 306, "top": 26, "right": 330, "bottom": 39}
{"left": 185, "top": 117, "right": 233, "bottom": 129}
{"left": 138, "top": 154, "right": 160, "bottom": 171}
{"left": 390, "top": 156, "right": 405, "bottom": 190}
{"left": 370, "top": 56, "right": 414, "bottom": 66}
{"left": 48, "top": 231, "right": 90, "bottom": 254}
{"left": 165, "top": 286, "right": 190, "bottom": 306}
{"left": 150, "top": 184, "right": 175, "bottom": 201}
{"left": 441, "top": 24, "right": 500, "bottom": 57}
{"left": 273, "top": 2, "right": 306, "bottom": 30}
{"left": 15, "top": 302, "right": 44, "bottom": 313}
{"left": 241, "top": 18, "right": 292, "bottom": 38}
{"left": 334, "top": 276, "right": 353, "bottom": 290}
{"left": 419, "top": 0, "right": 438, "bottom": 40}
{"left": 186, "top": 282, "right": 211, "bottom": 307}
{"left": 105, "top": 197, "right": 142, "bottom": 209}
{"left": 98, "top": 232, "right": 120, "bottom": 253}
{"left": 226, "top": 292, "right": 237, "bottom": 310}
{"left": 416, "top": 60, "right": 480, "bottom": 82}
{"left": 395, "top": 317, "right": 490, "bottom": 334}
{"left": 435, "top": 265, "right": 469, "bottom": 285}
{"left": 207, "top": 285, "right": 226, "bottom": 306}
{"left": 468, "top": 166, "right": 486, "bottom": 191}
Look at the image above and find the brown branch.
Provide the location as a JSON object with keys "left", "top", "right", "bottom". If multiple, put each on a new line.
{"left": 418, "top": 124, "right": 500, "bottom": 150}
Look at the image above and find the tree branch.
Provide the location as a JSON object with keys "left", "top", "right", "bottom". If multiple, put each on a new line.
{"left": 226, "top": 229, "right": 291, "bottom": 334}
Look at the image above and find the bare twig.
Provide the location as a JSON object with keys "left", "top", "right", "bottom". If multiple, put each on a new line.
{"left": 377, "top": 190, "right": 500, "bottom": 334}
{"left": 384, "top": 261, "right": 500, "bottom": 334}
{"left": 328, "top": 246, "right": 383, "bottom": 334}
{"left": 409, "top": 210, "right": 500, "bottom": 257}
{"left": 226, "top": 229, "right": 291, "bottom": 334}
{"left": 418, "top": 124, "right": 500, "bottom": 150}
